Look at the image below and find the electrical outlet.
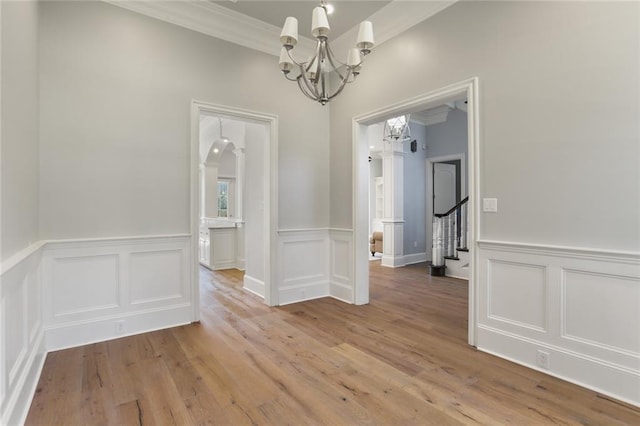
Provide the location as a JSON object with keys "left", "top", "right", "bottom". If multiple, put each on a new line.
{"left": 536, "top": 350, "right": 550, "bottom": 369}
{"left": 115, "top": 320, "right": 125, "bottom": 335}
{"left": 414, "top": 241, "right": 418, "bottom": 248}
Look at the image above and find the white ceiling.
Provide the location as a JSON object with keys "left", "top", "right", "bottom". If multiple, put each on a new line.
{"left": 212, "top": 1, "right": 392, "bottom": 40}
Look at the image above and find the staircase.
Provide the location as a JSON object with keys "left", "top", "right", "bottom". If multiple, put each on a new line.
{"left": 444, "top": 247, "right": 469, "bottom": 280}
{"left": 430, "top": 196, "right": 469, "bottom": 280}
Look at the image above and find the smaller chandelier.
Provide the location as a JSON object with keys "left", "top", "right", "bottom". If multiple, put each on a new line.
{"left": 278, "top": 1, "right": 374, "bottom": 106}
{"left": 383, "top": 115, "right": 411, "bottom": 143}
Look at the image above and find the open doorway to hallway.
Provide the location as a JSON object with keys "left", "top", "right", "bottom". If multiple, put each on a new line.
{"left": 365, "top": 98, "right": 469, "bottom": 276}
{"left": 353, "top": 78, "right": 479, "bottom": 345}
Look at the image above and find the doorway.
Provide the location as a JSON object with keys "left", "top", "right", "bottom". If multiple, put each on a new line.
{"left": 190, "top": 101, "right": 279, "bottom": 321}
{"left": 353, "top": 78, "right": 479, "bottom": 345}
{"left": 427, "top": 154, "right": 467, "bottom": 262}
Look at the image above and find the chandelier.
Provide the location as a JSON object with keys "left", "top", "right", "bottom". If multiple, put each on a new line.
{"left": 278, "top": 1, "right": 375, "bottom": 106}
{"left": 383, "top": 115, "right": 411, "bottom": 143}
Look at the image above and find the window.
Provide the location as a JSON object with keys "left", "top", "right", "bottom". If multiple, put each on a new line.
{"left": 217, "top": 181, "right": 229, "bottom": 217}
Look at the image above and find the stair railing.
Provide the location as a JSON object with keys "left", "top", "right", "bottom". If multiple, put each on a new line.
{"left": 432, "top": 196, "right": 469, "bottom": 267}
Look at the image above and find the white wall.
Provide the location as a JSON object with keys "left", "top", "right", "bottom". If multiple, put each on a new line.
{"left": 329, "top": 0, "right": 640, "bottom": 405}
{"left": 1, "top": 0, "right": 39, "bottom": 261}
{"left": 330, "top": 1, "right": 640, "bottom": 252}
{"left": 0, "top": 3, "right": 46, "bottom": 424}
{"left": 38, "top": 1, "right": 330, "bottom": 240}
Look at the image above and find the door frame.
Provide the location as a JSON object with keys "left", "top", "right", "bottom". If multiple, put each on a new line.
{"left": 190, "top": 100, "right": 279, "bottom": 321}
{"left": 426, "top": 153, "right": 467, "bottom": 261}
{"left": 352, "top": 77, "right": 480, "bottom": 345}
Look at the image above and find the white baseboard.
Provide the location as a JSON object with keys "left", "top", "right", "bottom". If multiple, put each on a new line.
{"left": 478, "top": 325, "right": 640, "bottom": 407}
{"left": 1, "top": 330, "right": 46, "bottom": 426}
{"left": 403, "top": 252, "right": 427, "bottom": 265}
{"left": 330, "top": 281, "right": 353, "bottom": 304}
{"left": 381, "top": 254, "right": 405, "bottom": 268}
{"left": 477, "top": 240, "right": 640, "bottom": 406}
{"left": 278, "top": 282, "right": 329, "bottom": 306}
{"left": 1, "top": 241, "right": 46, "bottom": 426}
{"left": 243, "top": 274, "right": 264, "bottom": 298}
{"left": 45, "top": 304, "right": 192, "bottom": 352}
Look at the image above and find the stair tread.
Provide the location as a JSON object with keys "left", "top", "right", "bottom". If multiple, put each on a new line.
{"left": 457, "top": 247, "right": 469, "bottom": 252}
{"left": 444, "top": 256, "right": 459, "bottom": 260}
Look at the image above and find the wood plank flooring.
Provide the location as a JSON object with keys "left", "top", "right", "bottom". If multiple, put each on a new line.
{"left": 26, "top": 262, "right": 640, "bottom": 425}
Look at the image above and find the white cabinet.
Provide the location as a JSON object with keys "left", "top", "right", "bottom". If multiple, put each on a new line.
{"left": 210, "top": 228, "right": 237, "bottom": 270}
{"left": 199, "top": 224, "right": 238, "bottom": 270}
{"left": 199, "top": 228, "right": 210, "bottom": 265}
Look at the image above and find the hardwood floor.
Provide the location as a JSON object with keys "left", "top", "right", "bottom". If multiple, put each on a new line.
{"left": 26, "top": 262, "right": 640, "bottom": 425}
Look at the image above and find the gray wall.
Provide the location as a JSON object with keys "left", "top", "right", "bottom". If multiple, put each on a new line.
{"left": 1, "top": 1, "right": 40, "bottom": 261}
{"left": 403, "top": 122, "right": 427, "bottom": 255}
{"left": 330, "top": 1, "right": 640, "bottom": 252}
{"left": 38, "top": 1, "right": 330, "bottom": 240}
{"left": 425, "top": 108, "right": 469, "bottom": 198}
{"left": 425, "top": 109, "right": 468, "bottom": 160}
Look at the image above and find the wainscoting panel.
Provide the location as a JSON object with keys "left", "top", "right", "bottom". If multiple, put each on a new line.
{"left": 130, "top": 249, "right": 184, "bottom": 305}
{"left": 51, "top": 254, "right": 120, "bottom": 317}
{"left": 487, "top": 260, "right": 547, "bottom": 332}
{"left": 0, "top": 243, "right": 46, "bottom": 426}
{"left": 278, "top": 229, "right": 329, "bottom": 305}
{"left": 562, "top": 269, "right": 640, "bottom": 356}
{"left": 329, "top": 229, "right": 354, "bottom": 303}
{"left": 43, "top": 235, "right": 192, "bottom": 351}
{"left": 477, "top": 240, "right": 640, "bottom": 406}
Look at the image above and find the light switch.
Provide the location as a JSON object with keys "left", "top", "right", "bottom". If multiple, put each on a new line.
{"left": 483, "top": 198, "right": 498, "bottom": 212}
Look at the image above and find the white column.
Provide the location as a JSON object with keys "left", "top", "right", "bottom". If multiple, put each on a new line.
{"left": 203, "top": 164, "right": 218, "bottom": 218}
{"left": 380, "top": 140, "right": 405, "bottom": 268}
{"left": 233, "top": 148, "right": 245, "bottom": 222}
{"left": 233, "top": 148, "right": 246, "bottom": 269}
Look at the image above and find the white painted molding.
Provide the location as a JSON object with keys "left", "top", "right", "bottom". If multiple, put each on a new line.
{"left": 410, "top": 105, "right": 452, "bottom": 126}
{"left": 478, "top": 325, "right": 640, "bottom": 407}
{"left": 477, "top": 240, "right": 640, "bottom": 264}
{"left": 477, "top": 241, "right": 640, "bottom": 406}
{"left": 403, "top": 252, "right": 427, "bottom": 265}
{"left": 332, "top": 1, "right": 458, "bottom": 62}
{"left": 104, "top": 0, "right": 456, "bottom": 60}
{"left": 42, "top": 235, "right": 193, "bottom": 351}
{"left": 1, "top": 331, "right": 46, "bottom": 426}
{"left": 103, "top": 0, "right": 316, "bottom": 58}
{"left": 353, "top": 77, "right": 480, "bottom": 335}
{"left": 191, "top": 100, "right": 279, "bottom": 310}
{"left": 0, "top": 240, "right": 46, "bottom": 276}
{"left": 243, "top": 275, "right": 265, "bottom": 298}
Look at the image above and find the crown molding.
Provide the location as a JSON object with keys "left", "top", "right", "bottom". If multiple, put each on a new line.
{"left": 332, "top": 0, "right": 458, "bottom": 58}
{"left": 103, "top": 0, "right": 316, "bottom": 58}
{"left": 104, "top": 1, "right": 457, "bottom": 59}
{"left": 411, "top": 105, "right": 451, "bottom": 126}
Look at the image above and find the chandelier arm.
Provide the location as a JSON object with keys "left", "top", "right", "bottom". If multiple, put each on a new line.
{"left": 305, "top": 40, "right": 322, "bottom": 74}
{"left": 296, "top": 75, "right": 320, "bottom": 102}
{"left": 283, "top": 72, "right": 299, "bottom": 82}
{"left": 325, "top": 42, "right": 350, "bottom": 80}
{"left": 327, "top": 69, "right": 353, "bottom": 101}
{"left": 285, "top": 48, "right": 304, "bottom": 68}
{"left": 299, "top": 64, "right": 321, "bottom": 99}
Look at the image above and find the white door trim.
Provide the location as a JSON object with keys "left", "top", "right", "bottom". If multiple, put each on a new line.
{"left": 190, "top": 100, "right": 279, "bottom": 319}
{"left": 352, "top": 77, "right": 480, "bottom": 345}
{"left": 426, "top": 153, "right": 467, "bottom": 262}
